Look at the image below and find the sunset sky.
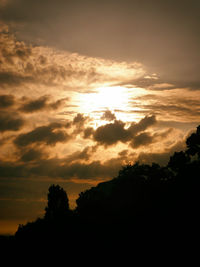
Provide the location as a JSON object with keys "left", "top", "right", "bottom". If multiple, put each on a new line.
{"left": 0, "top": 0, "right": 200, "bottom": 234}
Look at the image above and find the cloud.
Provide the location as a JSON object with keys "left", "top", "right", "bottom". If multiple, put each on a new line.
{"left": 130, "top": 128, "right": 173, "bottom": 148}
{"left": 83, "top": 127, "right": 94, "bottom": 139}
{"left": 132, "top": 90, "right": 200, "bottom": 122}
{"left": 130, "top": 132, "right": 154, "bottom": 148}
{"left": 20, "top": 148, "right": 44, "bottom": 162}
{"left": 0, "top": 112, "right": 25, "bottom": 132}
{"left": 73, "top": 113, "right": 86, "bottom": 124}
{"left": 64, "top": 147, "right": 93, "bottom": 163}
{"left": 136, "top": 140, "right": 186, "bottom": 166}
{"left": 1, "top": 0, "right": 199, "bottom": 91}
{"left": 93, "top": 120, "right": 129, "bottom": 146}
{"left": 0, "top": 156, "right": 122, "bottom": 181}
{"left": 0, "top": 71, "right": 33, "bottom": 87}
{"left": 14, "top": 122, "right": 70, "bottom": 147}
{"left": 0, "top": 94, "right": 15, "bottom": 108}
{"left": 0, "top": 128, "right": 188, "bottom": 182}
{"left": 19, "top": 95, "right": 68, "bottom": 113}
{"left": 72, "top": 113, "right": 89, "bottom": 134}
{"left": 0, "top": 158, "right": 29, "bottom": 178}
{"left": 0, "top": 27, "right": 32, "bottom": 65}
{"left": 19, "top": 95, "right": 49, "bottom": 113}
{"left": 0, "top": 22, "right": 146, "bottom": 94}
{"left": 49, "top": 97, "right": 68, "bottom": 110}
{"left": 92, "top": 115, "right": 157, "bottom": 146}
{"left": 101, "top": 110, "right": 116, "bottom": 121}
{"left": 129, "top": 115, "right": 157, "bottom": 135}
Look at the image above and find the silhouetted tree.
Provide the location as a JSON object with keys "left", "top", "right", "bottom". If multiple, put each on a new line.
{"left": 44, "top": 184, "right": 69, "bottom": 221}
{"left": 186, "top": 125, "right": 200, "bottom": 158}
{"left": 168, "top": 151, "right": 190, "bottom": 171}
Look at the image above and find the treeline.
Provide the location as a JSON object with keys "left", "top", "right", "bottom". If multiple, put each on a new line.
{"left": 14, "top": 125, "right": 200, "bottom": 246}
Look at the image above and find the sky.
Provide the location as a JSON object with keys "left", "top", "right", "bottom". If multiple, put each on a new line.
{"left": 0, "top": 0, "right": 200, "bottom": 234}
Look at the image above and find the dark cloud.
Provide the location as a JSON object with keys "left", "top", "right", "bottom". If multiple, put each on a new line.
{"left": 19, "top": 96, "right": 68, "bottom": 113}
{"left": 19, "top": 96, "right": 49, "bottom": 113}
{"left": 0, "top": 157, "right": 120, "bottom": 181}
{"left": 0, "top": 138, "right": 185, "bottom": 180}
{"left": 93, "top": 120, "right": 129, "bottom": 146}
{"left": 29, "top": 157, "right": 123, "bottom": 181}
{"left": 65, "top": 147, "right": 92, "bottom": 163}
{"left": 14, "top": 122, "right": 70, "bottom": 147}
{"left": 0, "top": 128, "right": 187, "bottom": 184}
{"left": 130, "top": 132, "right": 154, "bottom": 148}
{"left": 101, "top": 110, "right": 116, "bottom": 121}
{"left": 83, "top": 127, "right": 94, "bottom": 139}
{"left": 130, "top": 128, "right": 173, "bottom": 148}
{"left": 73, "top": 113, "right": 87, "bottom": 124}
{"left": 129, "top": 115, "right": 157, "bottom": 135}
{"left": 0, "top": 94, "right": 15, "bottom": 108}
{"left": 0, "top": 112, "right": 25, "bottom": 132}
{"left": 0, "top": 71, "right": 33, "bottom": 87}
{"left": 0, "top": 161, "right": 27, "bottom": 178}
{"left": 92, "top": 115, "right": 157, "bottom": 146}
{"left": 72, "top": 113, "right": 89, "bottom": 134}
{"left": 20, "top": 148, "right": 44, "bottom": 162}
{"left": 118, "top": 149, "right": 129, "bottom": 157}
{"left": 49, "top": 97, "right": 68, "bottom": 110}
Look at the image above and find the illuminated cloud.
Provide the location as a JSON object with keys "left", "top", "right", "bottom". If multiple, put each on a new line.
{"left": 1, "top": 0, "right": 199, "bottom": 91}
{"left": 0, "top": 23, "right": 145, "bottom": 98}
{"left": 133, "top": 90, "right": 200, "bottom": 122}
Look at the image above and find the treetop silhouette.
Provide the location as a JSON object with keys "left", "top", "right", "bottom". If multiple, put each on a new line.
{"left": 44, "top": 184, "right": 69, "bottom": 221}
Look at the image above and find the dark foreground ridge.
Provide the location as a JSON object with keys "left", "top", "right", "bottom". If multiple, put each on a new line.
{"left": 4, "top": 126, "right": 200, "bottom": 251}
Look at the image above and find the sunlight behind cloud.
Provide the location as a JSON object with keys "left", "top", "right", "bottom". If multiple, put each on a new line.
{"left": 88, "top": 86, "right": 128, "bottom": 109}
{"left": 78, "top": 86, "right": 146, "bottom": 126}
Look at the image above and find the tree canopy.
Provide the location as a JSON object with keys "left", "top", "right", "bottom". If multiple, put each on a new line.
{"left": 44, "top": 184, "right": 69, "bottom": 221}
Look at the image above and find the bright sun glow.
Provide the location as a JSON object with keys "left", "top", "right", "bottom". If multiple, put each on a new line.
{"left": 76, "top": 85, "right": 145, "bottom": 126}
{"left": 80, "top": 86, "right": 129, "bottom": 113}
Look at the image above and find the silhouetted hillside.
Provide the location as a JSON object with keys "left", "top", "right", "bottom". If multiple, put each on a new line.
{"left": 13, "top": 125, "right": 200, "bottom": 249}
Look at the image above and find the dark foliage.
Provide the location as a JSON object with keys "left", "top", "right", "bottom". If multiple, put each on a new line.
{"left": 13, "top": 125, "right": 200, "bottom": 251}
{"left": 44, "top": 184, "right": 69, "bottom": 220}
